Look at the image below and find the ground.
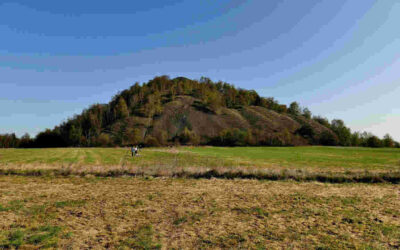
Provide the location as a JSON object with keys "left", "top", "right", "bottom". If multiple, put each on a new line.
{"left": 0, "top": 147, "right": 399, "bottom": 248}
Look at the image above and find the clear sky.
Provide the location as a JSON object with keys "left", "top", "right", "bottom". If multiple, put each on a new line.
{"left": 1, "top": 0, "right": 399, "bottom": 140}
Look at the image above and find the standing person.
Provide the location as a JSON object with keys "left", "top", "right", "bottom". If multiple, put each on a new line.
{"left": 130, "top": 145, "right": 134, "bottom": 157}
{"left": 134, "top": 145, "right": 138, "bottom": 156}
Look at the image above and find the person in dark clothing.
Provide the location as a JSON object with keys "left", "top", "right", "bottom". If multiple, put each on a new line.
{"left": 130, "top": 145, "right": 135, "bottom": 157}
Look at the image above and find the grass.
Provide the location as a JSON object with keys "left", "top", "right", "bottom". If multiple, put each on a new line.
{"left": 0, "top": 147, "right": 399, "bottom": 183}
{"left": 0, "top": 176, "right": 398, "bottom": 248}
{"left": 0, "top": 146, "right": 399, "bottom": 247}
{"left": 0, "top": 146, "right": 399, "bottom": 170}
{"left": 186, "top": 146, "right": 400, "bottom": 170}
{"left": 0, "top": 225, "right": 62, "bottom": 248}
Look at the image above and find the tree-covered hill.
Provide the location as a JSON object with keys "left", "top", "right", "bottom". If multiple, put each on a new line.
{"left": 1, "top": 76, "right": 399, "bottom": 148}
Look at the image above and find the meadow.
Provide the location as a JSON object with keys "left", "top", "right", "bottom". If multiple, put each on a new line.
{"left": 0, "top": 146, "right": 399, "bottom": 182}
{"left": 0, "top": 146, "right": 399, "bottom": 248}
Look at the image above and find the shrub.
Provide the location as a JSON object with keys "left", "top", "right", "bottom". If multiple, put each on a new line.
{"left": 211, "top": 128, "right": 247, "bottom": 146}
{"left": 296, "top": 124, "right": 315, "bottom": 140}
{"left": 96, "top": 133, "right": 112, "bottom": 147}
{"left": 383, "top": 134, "right": 395, "bottom": 148}
{"left": 319, "top": 131, "right": 338, "bottom": 146}
{"left": 177, "top": 127, "right": 200, "bottom": 145}
{"left": 144, "top": 136, "right": 160, "bottom": 147}
{"left": 366, "top": 136, "right": 382, "bottom": 148}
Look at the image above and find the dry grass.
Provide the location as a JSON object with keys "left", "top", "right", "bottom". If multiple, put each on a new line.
{"left": 0, "top": 176, "right": 399, "bottom": 249}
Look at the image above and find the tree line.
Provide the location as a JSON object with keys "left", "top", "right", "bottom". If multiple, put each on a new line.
{"left": 1, "top": 76, "right": 399, "bottom": 148}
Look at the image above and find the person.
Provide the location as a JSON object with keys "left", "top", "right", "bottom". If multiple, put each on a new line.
{"left": 130, "top": 145, "right": 135, "bottom": 157}
{"left": 134, "top": 145, "right": 139, "bottom": 156}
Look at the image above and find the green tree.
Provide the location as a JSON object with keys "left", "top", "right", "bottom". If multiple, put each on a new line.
{"left": 282, "top": 128, "right": 293, "bottom": 146}
{"left": 288, "top": 102, "right": 301, "bottom": 116}
{"left": 114, "top": 97, "right": 129, "bottom": 120}
{"left": 69, "top": 124, "right": 82, "bottom": 146}
{"left": 313, "top": 116, "right": 330, "bottom": 128}
{"left": 302, "top": 108, "right": 312, "bottom": 119}
{"left": 367, "top": 136, "right": 382, "bottom": 148}
{"left": 330, "top": 119, "right": 351, "bottom": 146}
{"left": 319, "top": 131, "right": 338, "bottom": 146}
{"left": 351, "top": 132, "right": 362, "bottom": 146}
{"left": 296, "top": 124, "right": 315, "bottom": 141}
{"left": 144, "top": 135, "right": 160, "bottom": 147}
{"left": 382, "top": 134, "right": 394, "bottom": 148}
{"left": 96, "top": 133, "right": 112, "bottom": 147}
{"left": 124, "top": 127, "right": 143, "bottom": 145}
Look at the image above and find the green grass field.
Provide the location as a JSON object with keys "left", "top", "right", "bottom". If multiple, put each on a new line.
{"left": 1, "top": 146, "right": 399, "bottom": 170}
{"left": 0, "top": 146, "right": 399, "bottom": 182}
{"left": 0, "top": 146, "right": 399, "bottom": 248}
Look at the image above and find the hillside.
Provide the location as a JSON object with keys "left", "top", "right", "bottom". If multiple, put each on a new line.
{"left": 20, "top": 76, "right": 343, "bottom": 147}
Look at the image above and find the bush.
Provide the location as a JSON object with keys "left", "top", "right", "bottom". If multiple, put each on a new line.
{"left": 296, "top": 124, "right": 315, "bottom": 140}
{"left": 33, "top": 130, "right": 67, "bottom": 148}
{"left": 366, "top": 136, "right": 382, "bottom": 148}
{"left": 96, "top": 133, "right": 112, "bottom": 147}
{"left": 177, "top": 127, "right": 200, "bottom": 145}
{"left": 210, "top": 128, "right": 247, "bottom": 146}
{"left": 319, "top": 131, "right": 338, "bottom": 146}
{"left": 144, "top": 136, "right": 160, "bottom": 147}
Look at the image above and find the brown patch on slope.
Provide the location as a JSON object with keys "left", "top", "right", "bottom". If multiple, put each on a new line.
{"left": 151, "top": 96, "right": 251, "bottom": 139}
{"left": 241, "top": 106, "right": 300, "bottom": 133}
{"left": 134, "top": 96, "right": 334, "bottom": 145}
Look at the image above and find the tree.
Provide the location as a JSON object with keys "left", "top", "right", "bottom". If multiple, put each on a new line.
{"left": 313, "top": 116, "right": 330, "bottom": 128}
{"left": 244, "top": 129, "right": 256, "bottom": 145}
{"left": 296, "top": 124, "right": 315, "bottom": 141}
{"left": 214, "top": 128, "right": 247, "bottom": 146}
{"left": 69, "top": 124, "right": 82, "bottom": 146}
{"left": 178, "top": 127, "right": 199, "bottom": 145}
{"left": 0, "top": 133, "right": 19, "bottom": 148}
{"left": 144, "top": 136, "right": 160, "bottom": 147}
{"left": 366, "top": 136, "right": 382, "bottom": 148}
{"left": 330, "top": 119, "right": 351, "bottom": 146}
{"left": 383, "top": 134, "right": 394, "bottom": 148}
{"left": 302, "top": 108, "right": 312, "bottom": 119}
{"left": 34, "top": 129, "right": 66, "bottom": 148}
{"left": 319, "top": 131, "right": 338, "bottom": 146}
{"left": 114, "top": 97, "right": 129, "bottom": 120}
{"left": 288, "top": 102, "right": 301, "bottom": 116}
{"left": 359, "top": 131, "right": 373, "bottom": 147}
{"left": 124, "top": 127, "right": 143, "bottom": 146}
{"left": 204, "top": 91, "right": 222, "bottom": 113}
{"left": 96, "top": 133, "right": 112, "bottom": 147}
{"left": 282, "top": 128, "right": 293, "bottom": 146}
{"left": 19, "top": 133, "right": 33, "bottom": 148}
{"left": 351, "top": 132, "right": 362, "bottom": 146}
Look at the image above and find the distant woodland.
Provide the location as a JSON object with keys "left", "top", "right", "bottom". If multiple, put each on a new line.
{"left": 1, "top": 76, "right": 399, "bottom": 148}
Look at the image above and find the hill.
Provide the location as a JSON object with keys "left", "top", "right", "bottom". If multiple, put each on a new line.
{"left": 2, "top": 76, "right": 398, "bottom": 148}
{"left": 29, "top": 76, "right": 340, "bottom": 147}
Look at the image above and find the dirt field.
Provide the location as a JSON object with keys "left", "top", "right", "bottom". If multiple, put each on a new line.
{"left": 0, "top": 176, "right": 399, "bottom": 249}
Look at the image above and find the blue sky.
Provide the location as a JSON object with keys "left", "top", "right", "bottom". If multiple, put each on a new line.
{"left": 1, "top": 0, "right": 399, "bottom": 140}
